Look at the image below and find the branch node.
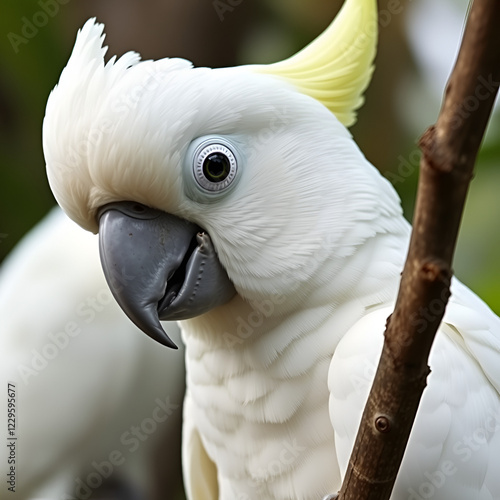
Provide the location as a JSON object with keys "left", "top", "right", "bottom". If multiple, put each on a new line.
{"left": 418, "top": 126, "right": 435, "bottom": 152}
{"left": 420, "top": 260, "right": 451, "bottom": 283}
{"left": 374, "top": 414, "right": 392, "bottom": 434}
{"left": 418, "top": 126, "right": 453, "bottom": 173}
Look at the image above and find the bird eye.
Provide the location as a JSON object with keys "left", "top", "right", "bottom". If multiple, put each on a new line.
{"left": 203, "top": 152, "right": 231, "bottom": 182}
{"left": 193, "top": 141, "right": 238, "bottom": 193}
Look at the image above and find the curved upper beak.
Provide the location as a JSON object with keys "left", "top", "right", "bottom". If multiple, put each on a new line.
{"left": 98, "top": 201, "right": 236, "bottom": 348}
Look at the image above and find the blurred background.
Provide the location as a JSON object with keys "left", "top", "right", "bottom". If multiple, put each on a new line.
{"left": 0, "top": 0, "right": 499, "bottom": 498}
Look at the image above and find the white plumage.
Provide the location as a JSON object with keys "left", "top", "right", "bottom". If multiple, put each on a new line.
{"left": 42, "top": 0, "right": 500, "bottom": 498}
{"left": 0, "top": 208, "right": 185, "bottom": 499}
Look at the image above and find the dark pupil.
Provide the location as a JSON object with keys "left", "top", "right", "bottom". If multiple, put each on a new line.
{"left": 203, "top": 153, "right": 230, "bottom": 182}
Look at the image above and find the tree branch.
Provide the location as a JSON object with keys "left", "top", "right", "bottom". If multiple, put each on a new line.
{"left": 336, "top": 1, "right": 500, "bottom": 498}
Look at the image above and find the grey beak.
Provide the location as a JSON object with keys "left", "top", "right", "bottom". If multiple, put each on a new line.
{"left": 98, "top": 201, "right": 236, "bottom": 348}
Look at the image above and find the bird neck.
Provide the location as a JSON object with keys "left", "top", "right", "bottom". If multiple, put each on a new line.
{"left": 180, "top": 216, "right": 411, "bottom": 356}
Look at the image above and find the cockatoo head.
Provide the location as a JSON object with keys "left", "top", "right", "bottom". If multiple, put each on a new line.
{"left": 43, "top": 0, "right": 393, "bottom": 348}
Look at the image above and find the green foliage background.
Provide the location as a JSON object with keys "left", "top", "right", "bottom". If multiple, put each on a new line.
{"left": 0, "top": 0, "right": 65, "bottom": 256}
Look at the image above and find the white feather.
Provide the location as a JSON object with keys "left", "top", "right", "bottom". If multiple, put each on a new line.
{"left": 0, "top": 208, "right": 185, "bottom": 499}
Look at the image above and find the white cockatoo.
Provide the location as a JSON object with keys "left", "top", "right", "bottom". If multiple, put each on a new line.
{"left": 42, "top": 0, "right": 500, "bottom": 498}
{"left": 0, "top": 208, "right": 185, "bottom": 500}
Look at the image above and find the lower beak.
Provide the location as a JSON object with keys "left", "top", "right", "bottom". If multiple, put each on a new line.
{"left": 98, "top": 201, "right": 236, "bottom": 348}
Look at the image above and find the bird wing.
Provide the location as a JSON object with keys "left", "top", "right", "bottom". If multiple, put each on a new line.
{"left": 328, "top": 280, "right": 500, "bottom": 499}
{"left": 0, "top": 208, "right": 185, "bottom": 499}
{"left": 182, "top": 390, "right": 219, "bottom": 500}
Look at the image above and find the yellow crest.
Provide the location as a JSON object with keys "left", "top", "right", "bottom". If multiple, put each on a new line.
{"left": 251, "top": 0, "right": 377, "bottom": 127}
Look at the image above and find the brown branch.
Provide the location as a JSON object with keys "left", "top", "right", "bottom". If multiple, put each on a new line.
{"left": 336, "top": 1, "right": 500, "bottom": 499}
